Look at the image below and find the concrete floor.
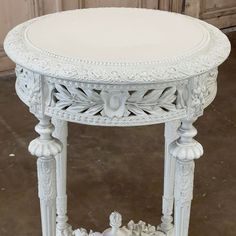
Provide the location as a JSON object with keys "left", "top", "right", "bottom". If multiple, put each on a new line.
{"left": 0, "top": 32, "right": 236, "bottom": 236}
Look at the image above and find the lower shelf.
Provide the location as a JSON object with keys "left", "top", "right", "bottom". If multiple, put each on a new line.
{"left": 70, "top": 212, "right": 172, "bottom": 236}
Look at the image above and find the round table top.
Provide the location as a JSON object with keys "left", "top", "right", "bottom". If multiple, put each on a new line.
{"left": 26, "top": 8, "right": 208, "bottom": 62}
{"left": 4, "top": 8, "right": 230, "bottom": 84}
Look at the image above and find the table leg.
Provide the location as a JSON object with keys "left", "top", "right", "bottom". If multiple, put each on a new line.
{"left": 161, "top": 120, "right": 180, "bottom": 235}
{"left": 28, "top": 115, "right": 62, "bottom": 236}
{"left": 52, "top": 119, "right": 72, "bottom": 236}
{"left": 170, "top": 118, "right": 203, "bottom": 236}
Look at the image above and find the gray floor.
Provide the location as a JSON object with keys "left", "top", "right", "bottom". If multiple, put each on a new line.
{"left": 0, "top": 32, "right": 236, "bottom": 236}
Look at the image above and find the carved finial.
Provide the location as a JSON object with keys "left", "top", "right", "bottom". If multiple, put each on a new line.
{"left": 28, "top": 117, "right": 62, "bottom": 157}
{"left": 169, "top": 118, "right": 203, "bottom": 161}
{"left": 103, "top": 212, "right": 126, "bottom": 236}
{"left": 109, "top": 212, "right": 122, "bottom": 229}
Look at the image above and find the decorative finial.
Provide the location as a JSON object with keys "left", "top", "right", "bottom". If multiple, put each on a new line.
{"left": 109, "top": 211, "right": 122, "bottom": 229}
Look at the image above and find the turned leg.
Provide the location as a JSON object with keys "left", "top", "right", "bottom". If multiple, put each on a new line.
{"left": 52, "top": 118, "right": 72, "bottom": 236}
{"left": 169, "top": 118, "right": 203, "bottom": 236}
{"left": 161, "top": 120, "right": 180, "bottom": 234}
{"left": 28, "top": 116, "right": 62, "bottom": 236}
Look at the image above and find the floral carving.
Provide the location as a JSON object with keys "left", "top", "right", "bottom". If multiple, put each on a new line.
{"left": 57, "top": 227, "right": 73, "bottom": 236}
{"left": 126, "top": 220, "right": 165, "bottom": 236}
{"left": 175, "top": 160, "right": 195, "bottom": 204}
{"left": 15, "top": 65, "right": 218, "bottom": 126}
{"left": 37, "top": 158, "right": 57, "bottom": 201}
{"left": 73, "top": 228, "right": 101, "bottom": 236}
{"left": 54, "top": 84, "right": 103, "bottom": 115}
{"left": 73, "top": 212, "right": 165, "bottom": 236}
{"left": 53, "top": 84, "right": 179, "bottom": 118}
{"left": 15, "top": 65, "right": 42, "bottom": 114}
{"left": 191, "top": 79, "right": 207, "bottom": 116}
{"left": 126, "top": 87, "right": 177, "bottom": 116}
{"left": 189, "top": 68, "right": 218, "bottom": 117}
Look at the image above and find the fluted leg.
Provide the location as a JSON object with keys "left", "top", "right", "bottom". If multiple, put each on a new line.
{"left": 161, "top": 120, "right": 180, "bottom": 235}
{"left": 29, "top": 116, "right": 62, "bottom": 236}
{"left": 52, "top": 118, "right": 72, "bottom": 236}
{"left": 170, "top": 118, "right": 203, "bottom": 236}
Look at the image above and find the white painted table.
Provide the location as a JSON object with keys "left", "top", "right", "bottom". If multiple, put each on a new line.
{"left": 4, "top": 8, "right": 230, "bottom": 236}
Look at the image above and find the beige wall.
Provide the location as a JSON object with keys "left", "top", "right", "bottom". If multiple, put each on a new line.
{"left": 0, "top": 0, "right": 236, "bottom": 73}
{"left": 0, "top": 0, "right": 37, "bottom": 72}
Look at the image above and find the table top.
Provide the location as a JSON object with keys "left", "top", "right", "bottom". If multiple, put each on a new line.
{"left": 4, "top": 8, "right": 230, "bottom": 84}
{"left": 26, "top": 8, "right": 207, "bottom": 62}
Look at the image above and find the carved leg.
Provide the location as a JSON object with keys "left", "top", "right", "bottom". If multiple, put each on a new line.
{"left": 29, "top": 116, "right": 62, "bottom": 236}
{"left": 52, "top": 118, "right": 72, "bottom": 236}
{"left": 161, "top": 120, "right": 180, "bottom": 235}
{"left": 170, "top": 118, "right": 203, "bottom": 236}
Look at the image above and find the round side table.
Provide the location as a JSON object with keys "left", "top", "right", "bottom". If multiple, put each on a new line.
{"left": 4, "top": 8, "right": 230, "bottom": 236}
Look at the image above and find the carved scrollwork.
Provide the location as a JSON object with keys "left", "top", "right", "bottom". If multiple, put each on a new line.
{"left": 15, "top": 65, "right": 42, "bottom": 114}
{"left": 52, "top": 84, "right": 181, "bottom": 118}
{"left": 14, "top": 65, "right": 218, "bottom": 126}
